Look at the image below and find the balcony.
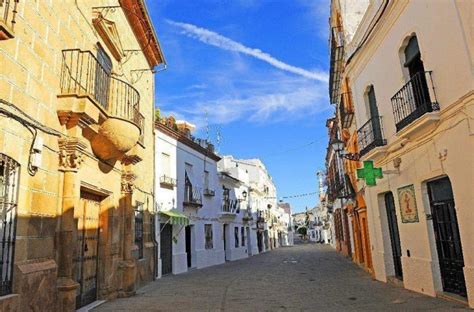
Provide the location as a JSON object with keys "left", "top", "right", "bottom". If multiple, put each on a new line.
{"left": 221, "top": 199, "right": 240, "bottom": 214}
{"left": 391, "top": 71, "right": 440, "bottom": 132}
{"left": 183, "top": 184, "right": 202, "bottom": 208}
{"left": 0, "top": 0, "right": 18, "bottom": 40}
{"left": 160, "top": 175, "right": 177, "bottom": 189}
{"left": 58, "top": 49, "right": 144, "bottom": 160}
{"left": 339, "top": 91, "right": 354, "bottom": 128}
{"left": 357, "top": 116, "right": 386, "bottom": 158}
{"left": 329, "top": 26, "right": 344, "bottom": 104}
{"left": 203, "top": 188, "right": 216, "bottom": 197}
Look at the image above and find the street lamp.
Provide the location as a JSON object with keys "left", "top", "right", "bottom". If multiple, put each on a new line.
{"left": 330, "top": 137, "right": 360, "bottom": 161}
{"left": 242, "top": 190, "right": 247, "bottom": 200}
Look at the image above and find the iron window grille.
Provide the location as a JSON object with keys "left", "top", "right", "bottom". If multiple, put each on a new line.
{"left": 329, "top": 26, "right": 344, "bottom": 105}
{"left": 241, "top": 227, "right": 245, "bottom": 247}
{"left": 134, "top": 203, "right": 144, "bottom": 259}
{"left": 204, "top": 224, "right": 213, "bottom": 249}
{"left": 0, "top": 154, "right": 20, "bottom": 296}
{"left": 391, "top": 71, "right": 439, "bottom": 132}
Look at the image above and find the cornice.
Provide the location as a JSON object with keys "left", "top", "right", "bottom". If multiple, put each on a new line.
{"left": 155, "top": 122, "right": 221, "bottom": 162}
{"left": 119, "top": 0, "right": 165, "bottom": 68}
{"left": 345, "top": 0, "right": 409, "bottom": 80}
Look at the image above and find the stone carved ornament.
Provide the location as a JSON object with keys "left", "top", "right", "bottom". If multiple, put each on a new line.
{"left": 121, "top": 172, "right": 137, "bottom": 194}
{"left": 58, "top": 138, "right": 86, "bottom": 171}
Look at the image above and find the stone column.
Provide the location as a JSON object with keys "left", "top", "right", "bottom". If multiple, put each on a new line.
{"left": 57, "top": 138, "right": 85, "bottom": 312}
{"left": 119, "top": 171, "right": 137, "bottom": 297}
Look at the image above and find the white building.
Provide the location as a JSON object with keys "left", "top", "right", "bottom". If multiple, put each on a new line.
{"left": 155, "top": 118, "right": 224, "bottom": 276}
{"left": 220, "top": 157, "right": 279, "bottom": 253}
{"left": 218, "top": 157, "right": 254, "bottom": 261}
{"left": 277, "top": 202, "right": 294, "bottom": 246}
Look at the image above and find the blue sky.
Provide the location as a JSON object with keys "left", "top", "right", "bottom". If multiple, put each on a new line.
{"left": 147, "top": 0, "right": 331, "bottom": 213}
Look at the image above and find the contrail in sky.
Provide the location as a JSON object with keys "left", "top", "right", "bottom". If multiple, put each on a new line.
{"left": 167, "top": 20, "right": 328, "bottom": 82}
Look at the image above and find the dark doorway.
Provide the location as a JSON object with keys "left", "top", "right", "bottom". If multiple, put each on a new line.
{"left": 223, "top": 224, "right": 229, "bottom": 261}
{"left": 428, "top": 178, "right": 466, "bottom": 297}
{"left": 404, "top": 36, "right": 431, "bottom": 109}
{"left": 257, "top": 231, "right": 263, "bottom": 253}
{"left": 185, "top": 225, "right": 192, "bottom": 268}
{"left": 160, "top": 223, "right": 172, "bottom": 275}
{"left": 75, "top": 191, "right": 101, "bottom": 309}
{"left": 384, "top": 192, "right": 403, "bottom": 280}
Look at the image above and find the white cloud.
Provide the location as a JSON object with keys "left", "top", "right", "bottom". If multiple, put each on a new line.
{"left": 167, "top": 20, "right": 328, "bottom": 82}
{"left": 165, "top": 73, "right": 329, "bottom": 129}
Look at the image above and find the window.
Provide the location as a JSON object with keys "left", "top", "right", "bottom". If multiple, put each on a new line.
{"left": 135, "top": 202, "right": 144, "bottom": 259}
{"left": 241, "top": 227, "right": 245, "bottom": 247}
{"left": 161, "top": 153, "right": 170, "bottom": 177}
{"left": 0, "top": 154, "right": 20, "bottom": 296}
{"left": 204, "top": 170, "right": 209, "bottom": 189}
{"left": 205, "top": 224, "right": 213, "bottom": 249}
{"left": 234, "top": 227, "right": 239, "bottom": 248}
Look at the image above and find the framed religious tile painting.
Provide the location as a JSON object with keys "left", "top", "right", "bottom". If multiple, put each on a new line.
{"left": 397, "top": 184, "right": 419, "bottom": 223}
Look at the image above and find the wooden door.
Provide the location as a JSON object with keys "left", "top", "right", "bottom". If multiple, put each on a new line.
{"left": 75, "top": 191, "right": 101, "bottom": 308}
{"left": 428, "top": 178, "right": 466, "bottom": 297}
{"left": 160, "top": 223, "right": 172, "bottom": 275}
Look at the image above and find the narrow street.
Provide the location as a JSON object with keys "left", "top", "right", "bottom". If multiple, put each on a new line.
{"left": 94, "top": 244, "right": 466, "bottom": 311}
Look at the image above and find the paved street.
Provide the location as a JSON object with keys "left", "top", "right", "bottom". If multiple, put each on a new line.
{"left": 94, "top": 244, "right": 467, "bottom": 311}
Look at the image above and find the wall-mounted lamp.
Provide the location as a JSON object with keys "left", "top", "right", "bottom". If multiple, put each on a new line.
{"left": 330, "top": 138, "right": 359, "bottom": 161}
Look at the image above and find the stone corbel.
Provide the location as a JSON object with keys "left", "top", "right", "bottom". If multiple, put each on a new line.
{"left": 58, "top": 138, "right": 87, "bottom": 172}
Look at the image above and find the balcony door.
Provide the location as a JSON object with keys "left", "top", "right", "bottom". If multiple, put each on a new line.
{"left": 95, "top": 45, "right": 112, "bottom": 109}
{"left": 404, "top": 36, "right": 431, "bottom": 109}
{"left": 367, "top": 86, "right": 382, "bottom": 144}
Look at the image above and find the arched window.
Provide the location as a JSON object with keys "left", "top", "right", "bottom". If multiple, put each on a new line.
{"left": 0, "top": 154, "right": 20, "bottom": 296}
{"left": 403, "top": 36, "right": 431, "bottom": 108}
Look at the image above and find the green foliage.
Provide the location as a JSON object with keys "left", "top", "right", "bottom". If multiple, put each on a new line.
{"left": 297, "top": 226, "right": 307, "bottom": 236}
{"left": 155, "top": 108, "right": 161, "bottom": 120}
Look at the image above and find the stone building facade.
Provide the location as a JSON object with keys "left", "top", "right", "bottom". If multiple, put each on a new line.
{"left": 0, "top": 0, "right": 164, "bottom": 310}
{"left": 327, "top": 0, "right": 474, "bottom": 307}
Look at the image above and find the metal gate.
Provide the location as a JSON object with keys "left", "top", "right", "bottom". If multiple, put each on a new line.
{"left": 75, "top": 191, "right": 101, "bottom": 308}
{"left": 384, "top": 192, "right": 403, "bottom": 280}
{"left": 428, "top": 178, "right": 466, "bottom": 297}
{"left": 160, "top": 223, "right": 172, "bottom": 275}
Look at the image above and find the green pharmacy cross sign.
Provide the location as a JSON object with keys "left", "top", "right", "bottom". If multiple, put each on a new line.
{"left": 357, "top": 160, "right": 383, "bottom": 186}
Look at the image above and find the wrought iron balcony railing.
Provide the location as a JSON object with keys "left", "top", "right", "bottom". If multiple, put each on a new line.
{"left": 357, "top": 116, "right": 386, "bottom": 157}
{"left": 0, "top": 0, "right": 19, "bottom": 40}
{"left": 160, "top": 175, "right": 177, "bottom": 188}
{"left": 339, "top": 91, "right": 354, "bottom": 128}
{"left": 60, "top": 49, "right": 143, "bottom": 131}
{"left": 184, "top": 184, "right": 202, "bottom": 207}
{"left": 391, "top": 71, "right": 439, "bottom": 132}
{"left": 203, "top": 188, "right": 215, "bottom": 197}
{"left": 221, "top": 199, "right": 240, "bottom": 214}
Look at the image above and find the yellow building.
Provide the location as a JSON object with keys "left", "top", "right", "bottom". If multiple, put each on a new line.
{"left": 337, "top": 0, "right": 473, "bottom": 307}
{"left": 0, "top": 0, "right": 164, "bottom": 310}
{"left": 326, "top": 0, "right": 373, "bottom": 274}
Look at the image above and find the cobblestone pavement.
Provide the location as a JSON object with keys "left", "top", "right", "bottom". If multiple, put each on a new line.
{"left": 94, "top": 244, "right": 468, "bottom": 311}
